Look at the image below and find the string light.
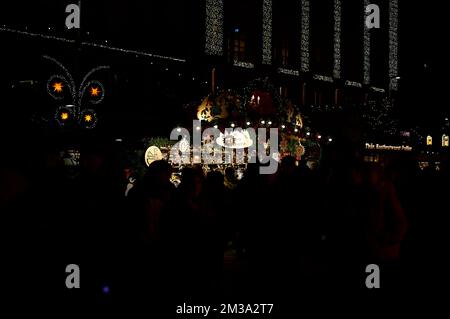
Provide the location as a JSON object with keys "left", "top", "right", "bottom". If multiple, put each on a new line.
{"left": 0, "top": 27, "right": 186, "bottom": 63}
{"left": 363, "top": 0, "right": 371, "bottom": 85}
{"left": 300, "top": 0, "right": 310, "bottom": 72}
{"left": 389, "top": 0, "right": 399, "bottom": 90}
{"left": 268, "top": 121, "right": 272, "bottom": 125}
{"left": 261, "top": 120, "right": 266, "bottom": 125}
{"left": 313, "top": 74, "right": 334, "bottom": 83}
{"left": 262, "top": 0, "right": 272, "bottom": 65}
{"left": 345, "top": 80, "right": 362, "bottom": 88}
{"left": 233, "top": 60, "right": 255, "bottom": 69}
{"left": 0, "top": 26, "right": 75, "bottom": 43}
{"left": 205, "top": 0, "right": 224, "bottom": 56}
{"left": 246, "top": 121, "right": 251, "bottom": 126}
{"left": 281, "top": 125, "right": 286, "bottom": 129}
{"left": 333, "top": 0, "right": 342, "bottom": 79}
{"left": 278, "top": 68, "right": 300, "bottom": 76}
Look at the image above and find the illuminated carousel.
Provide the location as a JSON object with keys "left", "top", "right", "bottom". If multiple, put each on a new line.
{"left": 140, "top": 78, "right": 322, "bottom": 183}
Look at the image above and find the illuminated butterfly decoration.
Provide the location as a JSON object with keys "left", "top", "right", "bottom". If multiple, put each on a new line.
{"left": 44, "top": 55, "right": 109, "bottom": 129}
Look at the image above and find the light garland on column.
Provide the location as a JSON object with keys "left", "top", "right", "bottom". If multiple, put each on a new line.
{"left": 278, "top": 68, "right": 300, "bottom": 76}
{"left": 233, "top": 60, "right": 255, "bottom": 69}
{"left": 205, "top": 0, "right": 224, "bottom": 56}
{"left": 333, "top": 0, "right": 342, "bottom": 79}
{"left": 300, "top": 0, "right": 310, "bottom": 72}
{"left": 389, "top": 0, "right": 399, "bottom": 90}
{"left": 262, "top": 0, "right": 273, "bottom": 64}
{"left": 313, "top": 74, "right": 334, "bottom": 83}
{"left": 363, "top": 0, "right": 371, "bottom": 85}
{"left": 345, "top": 80, "right": 362, "bottom": 88}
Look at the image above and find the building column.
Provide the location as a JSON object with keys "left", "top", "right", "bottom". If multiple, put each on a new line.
{"left": 363, "top": 0, "right": 371, "bottom": 85}
{"left": 389, "top": 0, "right": 399, "bottom": 90}
{"left": 300, "top": 0, "right": 310, "bottom": 73}
{"left": 262, "top": 0, "right": 273, "bottom": 65}
{"left": 205, "top": 0, "right": 224, "bottom": 56}
{"left": 333, "top": 0, "right": 342, "bottom": 79}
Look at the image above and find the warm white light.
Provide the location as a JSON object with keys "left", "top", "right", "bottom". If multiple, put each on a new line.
{"left": 205, "top": 0, "right": 224, "bottom": 56}
{"left": 262, "top": 0, "right": 273, "bottom": 65}
{"left": 318, "top": 135, "right": 322, "bottom": 139}
{"left": 389, "top": 0, "right": 399, "bottom": 90}
{"left": 261, "top": 120, "right": 265, "bottom": 125}
{"left": 363, "top": 0, "right": 371, "bottom": 84}
{"left": 294, "top": 128, "right": 299, "bottom": 133}
{"left": 281, "top": 125, "right": 286, "bottom": 129}
{"left": 268, "top": 121, "right": 272, "bottom": 125}
{"left": 176, "top": 128, "right": 181, "bottom": 132}
{"left": 306, "top": 132, "right": 311, "bottom": 136}
{"left": 246, "top": 122, "right": 251, "bottom": 126}
{"left": 214, "top": 125, "right": 218, "bottom": 129}
{"left": 196, "top": 126, "right": 201, "bottom": 131}
{"left": 328, "top": 138, "right": 333, "bottom": 142}
{"left": 333, "top": 0, "right": 341, "bottom": 79}
{"left": 231, "top": 123, "right": 235, "bottom": 128}
{"left": 300, "top": 0, "right": 310, "bottom": 72}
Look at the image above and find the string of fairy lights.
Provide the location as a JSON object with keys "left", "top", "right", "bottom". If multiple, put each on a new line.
{"left": 363, "top": 0, "right": 371, "bottom": 85}
{"left": 389, "top": 0, "right": 399, "bottom": 91}
{"left": 300, "top": 0, "right": 310, "bottom": 73}
{"left": 43, "top": 55, "right": 108, "bottom": 129}
{"left": 0, "top": 26, "right": 186, "bottom": 63}
{"left": 205, "top": 0, "right": 224, "bottom": 56}
{"left": 333, "top": 0, "right": 342, "bottom": 79}
{"left": 262, "top": 0, "right": 273, "bottom": 65}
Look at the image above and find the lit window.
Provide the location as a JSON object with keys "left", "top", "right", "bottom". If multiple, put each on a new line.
{"left": 233, "top": 33, "right": 246, "bottom": 61}
{"left": 443, "top": 134, "right": 449, "bottom": 147}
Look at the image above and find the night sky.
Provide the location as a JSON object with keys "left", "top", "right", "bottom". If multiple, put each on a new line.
{"left": 0, "top": 1, "right": 448, "bottom": 134}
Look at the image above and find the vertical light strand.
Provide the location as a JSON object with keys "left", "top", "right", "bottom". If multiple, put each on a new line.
{"left": 363, "top": 0, "right": 371, "bottom": 85}
{"left": 389, "top": 0, "right": 399, "bottom": 90}
{"left": 205, "top": 0, "right": 224, "bottom": 56}
{"left": 333, "top": 0, "right": 342, "bottom": 78}
{"left": 262, "top": 0, "right": 273, "bottom": 64}
{"left": 300, "top": 0, "right": 310, "bottom": 72}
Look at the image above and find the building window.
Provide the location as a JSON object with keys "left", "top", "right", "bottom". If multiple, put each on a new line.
{"left": 442, "top": 134, "right": 449, "bottom": 147}
{"left": 281, "top": 40, "right": 289, "bottom": 66}
{"left": 233, "top": 33, "right": 246, "bottom": 61}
